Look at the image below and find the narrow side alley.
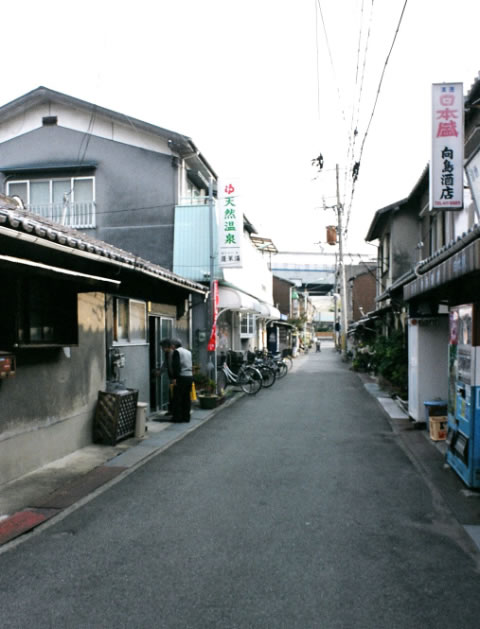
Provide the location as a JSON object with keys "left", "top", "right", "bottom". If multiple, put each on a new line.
{"left": 1, "top": 346, "right": 480, "bottom": 628}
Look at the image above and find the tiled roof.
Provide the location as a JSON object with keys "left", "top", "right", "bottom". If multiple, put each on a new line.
{"left": 0, "top": 194, "right": 207, "bottom": 294}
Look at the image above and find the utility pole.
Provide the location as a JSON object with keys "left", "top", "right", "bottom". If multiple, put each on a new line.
{"left": 336, "top": 164, "right": 348, "bottom": 359}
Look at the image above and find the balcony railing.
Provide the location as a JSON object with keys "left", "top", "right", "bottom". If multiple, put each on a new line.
{"left": 177, "top": 196, "right": 211, "bottom": 206}
{"left": 27, "top": 202, "right": 96, "bottom": 229}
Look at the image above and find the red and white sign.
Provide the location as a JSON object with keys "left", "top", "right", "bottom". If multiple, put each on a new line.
{"left": 207, "top": 280, "right": 219, "bottom": 351}
{"left": 431, "top": 83, "right": 464, "bottom": 210}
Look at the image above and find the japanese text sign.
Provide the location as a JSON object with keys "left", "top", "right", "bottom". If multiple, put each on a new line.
{"left": 465, "top": 148, "right": 480, "bottom": 217}
{"left": 431, "top": 83, "right": 464, "bottom": 210}
{"left": 218, "top": 182, "right": 243, "bottom": 268}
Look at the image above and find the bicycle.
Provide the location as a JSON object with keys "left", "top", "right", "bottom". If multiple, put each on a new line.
{"left": 247, "top": 351, "right": 276, "bottom": 388}
{"left": 267, "top": 352, "right": 288, "bottom": 379}
{"left": 217, "top": 358, "right": 262, "bottom": 395}
{"left": 281, "top": 350, "right": 293, "bottom": 371}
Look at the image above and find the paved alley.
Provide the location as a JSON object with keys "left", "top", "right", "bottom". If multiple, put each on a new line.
{"left": 1, "top": 346, "right": 480, "bottom": 628}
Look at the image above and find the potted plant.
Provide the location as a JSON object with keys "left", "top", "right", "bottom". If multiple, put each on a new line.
{"left": 196, "top": 376, "right": 220, "bottom": 409}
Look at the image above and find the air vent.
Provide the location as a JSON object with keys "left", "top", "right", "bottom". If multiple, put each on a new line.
{"left": 42, "top": 116, "right": 58, "bottom": 126}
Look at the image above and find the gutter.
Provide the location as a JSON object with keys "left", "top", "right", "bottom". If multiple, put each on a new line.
{"left": 415, "top": 223, "right": 480, "bottom": 276}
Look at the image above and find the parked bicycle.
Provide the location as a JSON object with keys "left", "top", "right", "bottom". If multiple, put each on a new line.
{"left": 266, "top": 352, "right": 289, "bottom": 379}
{"left": 280, "top": 350, "right": 293, "bottom": 371}
{"left": 217, "top": 354, "right": 262, "bottom": 395}
{"left": 247, "top": 351, "right": 276, "bottom": 388}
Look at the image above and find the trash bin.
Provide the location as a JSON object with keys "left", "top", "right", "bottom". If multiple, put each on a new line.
{"left": 424, "top": 400, "right": 447, "bottom": 430}
{"left": 135, "top": 402, "right": 148, "bottom": 438}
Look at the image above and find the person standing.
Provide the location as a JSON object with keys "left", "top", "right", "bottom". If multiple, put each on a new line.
{"left": 171, "top": 339, "right": 193, "bottom": 423}
{"left": 316, "top": 337, "right": 321, "bottom": 353}
{"left": 160, "top": 338, "right": 175, "bottom": 417}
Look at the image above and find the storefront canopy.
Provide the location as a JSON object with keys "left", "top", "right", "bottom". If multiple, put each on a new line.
{"left": 218, "top": 286, "right": 280, "bottom": 320}
{"left": 218, "top": 286, "right": 260, "bottom": 313}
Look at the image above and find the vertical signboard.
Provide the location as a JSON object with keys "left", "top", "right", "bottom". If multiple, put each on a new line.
{"left": 431, "top": 83, "right": 464, "bottom": 210}
{"left": 465, "top": 149, "right": 480, "bottom": 217}
{"left": 207, "top": 279, "right": 219, "bottom": 351}
{"left": 218, "top": 182, "right": 243, "bottom": 268}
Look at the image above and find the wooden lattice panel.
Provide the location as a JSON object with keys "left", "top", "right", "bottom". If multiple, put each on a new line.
{"left": 93, "top": 389, "right": 139, "bottom": 445}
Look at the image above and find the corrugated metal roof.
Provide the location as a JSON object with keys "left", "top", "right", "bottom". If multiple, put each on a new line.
{"left": 173, "top": 204, "right": 221, "bottom": 282}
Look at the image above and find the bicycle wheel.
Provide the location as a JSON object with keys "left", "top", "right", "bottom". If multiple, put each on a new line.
{"left": 260, "top": 366, "right": 276, "bottom": 388}
{"left": 238, "top": 366, "right": 262, "bottom": 395}
{"left": 276, "top": 362, "right": 288, "bottom": 379}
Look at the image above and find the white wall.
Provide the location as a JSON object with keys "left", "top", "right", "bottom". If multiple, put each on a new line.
{"left": 223, "top": 232, "right": 274, "bottom": 304}
{"left": 0, "top": 104, "right": 171, "bottom": 155}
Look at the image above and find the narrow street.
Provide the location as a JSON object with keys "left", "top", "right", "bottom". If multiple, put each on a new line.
{"left": 2, "top": 346, "right": 480, "bottom": 628}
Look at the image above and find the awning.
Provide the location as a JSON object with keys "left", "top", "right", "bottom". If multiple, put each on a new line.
{"left": 0, "top": 255, "right": 121, "bottom": 287}
{"left": 268, "top": 320, "right": 294, "bottom": 328}
{"left": 404, "top": 238, "right": 480, "bottom": 301}
{"left": 218, "top": 286, "right": 281, "bottom": 319}
{"left": 218, "top": 286, "right": 260, "bottom": 313}
{"left": 256, "top": 302, "right": 281, "bottom": 320}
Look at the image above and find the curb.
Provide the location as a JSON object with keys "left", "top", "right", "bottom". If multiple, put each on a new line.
{"left": 0, "top": 391, "right": 243, "bottom": 553}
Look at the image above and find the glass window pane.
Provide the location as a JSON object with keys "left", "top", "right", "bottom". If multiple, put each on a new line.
{"left": 52, "top": 180, "right": 71, "bottom": 204}
{"left": 73, "top": 178, "right": 93, "bottom": 202}
{"left": 30, "top": 181, "right": 50, "bottom": 205}
{"left": 7, "top": 182, "right": 28, "bottom": 203}
{"left": 130, "top": 301, "right": 146, "bottom": 341}
{"left": 115, "top": 298, "right": 129, "bottom": 342}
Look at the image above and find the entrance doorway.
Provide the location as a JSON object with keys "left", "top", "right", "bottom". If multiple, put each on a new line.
{"left": 149, "top": 315, "right": 174, "bottom": 414}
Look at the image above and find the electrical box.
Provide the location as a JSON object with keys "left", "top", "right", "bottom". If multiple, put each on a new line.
{"left": 0, "top": 352, "right": 16, "bottom": 378}
{"left": 196, "top": 329, "right": 207, "bottom": 343}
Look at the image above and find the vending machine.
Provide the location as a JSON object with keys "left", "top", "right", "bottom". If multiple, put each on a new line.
{"left": 446, "top": 304, "right": 480, "bottom": 488}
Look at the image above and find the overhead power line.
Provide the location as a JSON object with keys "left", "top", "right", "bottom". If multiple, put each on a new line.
{"left": 315, "top": 0, "right": 347, "bottom": 129}
{"left": 344, "top": 0, "right": 409, "bottom": 239}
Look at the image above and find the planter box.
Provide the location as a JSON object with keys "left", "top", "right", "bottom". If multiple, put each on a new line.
{"left": 198, "top": 395, "right": 219, "bottom": 410}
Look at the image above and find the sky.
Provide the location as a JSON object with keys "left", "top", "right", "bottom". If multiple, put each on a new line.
{"left": 2, "top": 0, "right": 480, "bottom": 256}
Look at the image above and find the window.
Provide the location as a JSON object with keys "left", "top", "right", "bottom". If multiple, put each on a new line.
{"left": 0, "top": 275, "right": 78, "bottom": 347}
{"left": 380, "top": 234, "right": 390, "bottom": 274}
{"left": 7, "top": 177, "right": 95, "bottom": 228}
{"left": 114, "top": 298, "right": 147, "bottom": 344}
{"left": 240, "top": 313, "right": 256, "bottom": 337}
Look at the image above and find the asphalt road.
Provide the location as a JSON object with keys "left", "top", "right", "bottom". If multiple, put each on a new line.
{"left": 2, "top": 346, "right": 480, "bottom": 628}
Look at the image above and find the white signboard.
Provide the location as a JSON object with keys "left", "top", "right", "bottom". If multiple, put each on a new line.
{"left": 218, "top": 181, "right": 243, "bottom": 268}
{"left": 431, "top": 82, "right": 464, "bottom": 210}
{"left": 465, "top": 148, "right": 480, "bottom": 218}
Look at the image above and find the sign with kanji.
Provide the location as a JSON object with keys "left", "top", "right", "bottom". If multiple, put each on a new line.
{"left": 465, "top": 148, "right": 480, "bottom": 217}
{"left": 431, "top": 83, "right": 464, "bottom": 210}
{"left": 218, "top": 182, "right": 243, "bottom": 268}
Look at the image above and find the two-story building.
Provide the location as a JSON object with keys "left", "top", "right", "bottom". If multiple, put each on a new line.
{"left": 0, "top": 193, "right": 207, "bottom": 485}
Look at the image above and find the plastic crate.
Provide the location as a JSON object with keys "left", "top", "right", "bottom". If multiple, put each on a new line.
{"left": 93, "top": 389, "right": 139, "bottom": 445}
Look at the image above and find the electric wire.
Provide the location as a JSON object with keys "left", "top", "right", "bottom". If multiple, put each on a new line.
{"left": 344, "top": 0, "right": 408, "bottom": 240}
{"left": 315, "top": 0, "right": 348, "bottom": 129}
{"left": 344, "top": 0, "right": 366, "bottom": 195}
{"left": 344, "top": 0, "right": 374, "bottom": 217}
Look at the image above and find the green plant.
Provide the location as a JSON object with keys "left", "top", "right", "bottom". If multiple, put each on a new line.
{"left": 370, "top": 330, "right": 408, "bottom": 395}
{"left": 193, "top": 371, "right": 209, "bottom": 389}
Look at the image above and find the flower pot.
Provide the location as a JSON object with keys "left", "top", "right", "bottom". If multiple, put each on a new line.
{"left": 198, "top": 395, "right": 219, "bottom": 409}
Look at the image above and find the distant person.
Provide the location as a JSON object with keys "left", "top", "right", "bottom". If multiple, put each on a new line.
{"left": 316, "top": 338, "right": 321, "bottom": 352}
{"left": 171, "top": 339, "right": 193, "bottom": 423}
